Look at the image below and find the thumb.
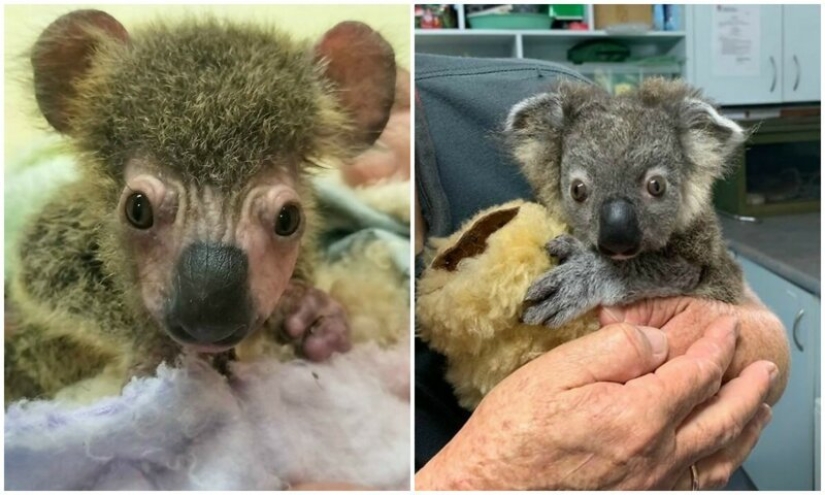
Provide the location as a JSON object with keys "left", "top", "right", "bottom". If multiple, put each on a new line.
{"left": 528, "top": 322, "right": 669, "bottom": 392}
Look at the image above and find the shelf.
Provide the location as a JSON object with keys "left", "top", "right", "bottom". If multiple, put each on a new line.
{"left": 415, "top": 29, "right": 686, "bottom": 40}
{"left": 563, "top": 62, "right": 683, "bottom": 75}
{"left": 416, "top": 29, "right": 687, "bottom": 59}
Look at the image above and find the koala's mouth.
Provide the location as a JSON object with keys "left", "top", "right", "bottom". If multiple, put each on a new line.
{"left": 166, "top": 323, "right": 252, "bottom": 354}
{"left": 607, "top": 252, "right": 639, "bottom": 261}
{"left": 596, "top": 244, "right": 641, "bottom": 261}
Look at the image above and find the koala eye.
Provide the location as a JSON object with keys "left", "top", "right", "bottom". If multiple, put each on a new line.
{"left": 275, "top": 203, "right": 302, "bottom": 236}
{"left": 647, "top": 176, "right": 667, "bottom": 197}
{"left": 125, "top": 192, "right": 154, "bottom": 229}
{"left": 571, "top": 179, "right": 589, "bottom": 202}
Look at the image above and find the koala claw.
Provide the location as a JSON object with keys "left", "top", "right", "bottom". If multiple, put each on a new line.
{"left": 522, "top": 255, "right": 595, "bottom": 328}
{"left": 545, "top": 234, "right": 584, "bottom": 263}
{"left": 279, "top": 282, "right": 352, "bottom": 362}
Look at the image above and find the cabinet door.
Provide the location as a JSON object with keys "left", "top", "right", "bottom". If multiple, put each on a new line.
{"left": 738, "top": 257, "right": 816, "bottom": 490}
{"left": 690, "top": 5, "right": 783, "bottom": 104}
{"left": 782, "top": 5, "right": 821, "bottom": 102}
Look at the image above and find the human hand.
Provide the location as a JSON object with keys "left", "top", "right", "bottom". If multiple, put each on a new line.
{"left": 597, "top": 293, "right": 789, "bottom": 405}
{"left": 415, "top": 317, "right": 776, "bottom": 490}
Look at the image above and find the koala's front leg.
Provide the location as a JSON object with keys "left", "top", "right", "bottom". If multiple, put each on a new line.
{"left": 522, "top": 234, "right": 702, "bottom": 327}
{"left": 269, "top": 280, "right": 351, "bottom": 361}
{"left": 124, "top": 336, "right": 181, "bottom": 383}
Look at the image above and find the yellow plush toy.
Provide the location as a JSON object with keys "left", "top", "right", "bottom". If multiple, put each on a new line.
{"left": 416, "top": 200, "right": 599, "bottom": 410}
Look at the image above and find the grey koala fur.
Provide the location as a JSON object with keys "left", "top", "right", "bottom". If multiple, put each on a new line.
{"left": 504, "top": 78, "right": 746, "bottom": 327}
{"left": 5, "top": 10, "right": 396, "bottom": 403}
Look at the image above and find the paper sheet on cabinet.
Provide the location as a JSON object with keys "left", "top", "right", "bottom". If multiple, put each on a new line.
{"left": 711, "top": 5, "right": 761, "bottom": 77}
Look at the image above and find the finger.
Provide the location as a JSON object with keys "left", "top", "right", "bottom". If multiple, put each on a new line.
{"left": 522, "top": 300, "right": 559, "bottom": 326}
{"left": 284, "top": 290, "right": 325, "bottom": 338}
{"left": 598, "top": 305, "right": 627, "bottom": 326}
{"left": 302, "top": 318, "right": 350, "bottom": 361}
{"left": 597, "top": 297, "right": 691, "bottom": 329}
{"left": 676, "top": 360, "right": 776, "bottom": 461}
{"left": 672, "top": 404, "right": 772, "bottom": 490}
{"left": 524, "top": 273, "right": 557, "bottom": 303}
{"left": 523, "top": 322, "right": 669, "bottom": 391}
{"left": 625, "top": 316, "right": 739, "bottom": 429}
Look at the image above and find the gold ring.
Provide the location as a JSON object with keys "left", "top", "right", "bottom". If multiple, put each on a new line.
{"left": 690, "top": 463, "right": 700, "bottom": 491}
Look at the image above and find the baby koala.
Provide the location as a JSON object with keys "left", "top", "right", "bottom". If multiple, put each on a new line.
{"left": 5, "top": 10, "right": 397, "bottom": 403}
{"left": 504, "top": 78, "right": 746, "bottom": 327}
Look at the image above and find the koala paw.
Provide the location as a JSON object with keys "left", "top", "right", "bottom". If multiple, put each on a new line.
{"left": 277, "top": 281, "right": 352, "bottom": 362}
{"left": 545, "top": 233, "right": 585, "bottom": 263}
{"left": 522, "top": 250, "right": 597, "bottom": 328}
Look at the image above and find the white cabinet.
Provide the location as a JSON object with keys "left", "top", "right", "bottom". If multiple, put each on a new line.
{"left": 689, "top": 5, "right": 820, "bottom": 104}
{"left": 782, "top": 5, "right": 821, "bottom": 102}
{"left": 690, "top": 5, "right": 783, "bottom": 105}
{"left": 737, "top": 256, "right": 819, "bottom": 490}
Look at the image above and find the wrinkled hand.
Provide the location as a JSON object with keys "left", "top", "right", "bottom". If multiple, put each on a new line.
{"left": 522, "top": 234, "right": 598, "bottom": 327}
{"left": 598, "top": 295, "right": 789, "bottom": 405}
{"left": 597, "top": 296, "right": 789, "bottom": 489}
{"left": 275, "top": 280, "right": 351, "bottom": 362}
{"left": 415, "top": 316, "right": 776, "bottom": 490}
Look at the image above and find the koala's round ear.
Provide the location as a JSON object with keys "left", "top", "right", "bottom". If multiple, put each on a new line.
{"left": 504, "top": 81, "right": 601, "bottom": 136}
{"left": 32, "top": 10, "right": 129, "bottom": 134}
{"left": 677, "top": 98, "right": 746, "bottom": 170}
{"left": 314, "top": 22, "right": 396, "bottom": 148}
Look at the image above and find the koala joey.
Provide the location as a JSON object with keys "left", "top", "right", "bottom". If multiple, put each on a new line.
{"left": 5, "top": 10, "right": 397, "bottom": 403}
{"left": 504, "top": 78, "right": 746, "bottom": 327}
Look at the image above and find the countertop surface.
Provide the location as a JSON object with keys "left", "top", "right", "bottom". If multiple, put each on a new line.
{"left": 719, "top": 212, "right": 821, "bottom": 297}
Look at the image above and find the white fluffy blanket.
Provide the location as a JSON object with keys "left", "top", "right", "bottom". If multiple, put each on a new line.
{"left": 5, "top": 342, "right": 410, "bottom": 490}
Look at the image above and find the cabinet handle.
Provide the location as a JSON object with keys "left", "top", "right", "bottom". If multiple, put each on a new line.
{"left": 792, "top": 308, "right": 805, "bottom": 351}
{"left": 769, "top": 56, "right": 777, "bottom": 92}
{"left": 793, "top": 55, "right": 801, "bottom": 91}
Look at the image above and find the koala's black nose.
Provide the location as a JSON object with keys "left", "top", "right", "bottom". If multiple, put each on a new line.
{"left": 598, "top": 198, "right": 642, "bottom": 257}
{"left": 166, "top": 242, "right": 254, "bottom": 345}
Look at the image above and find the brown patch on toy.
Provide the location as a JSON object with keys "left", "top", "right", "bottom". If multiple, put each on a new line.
{"left": 431, "top": 206, "right": 520, "bottom": 271}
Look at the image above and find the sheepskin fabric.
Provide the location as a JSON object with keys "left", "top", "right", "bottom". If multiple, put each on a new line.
{"left": 5, "top": 341, "right": 410, "bottom": 490}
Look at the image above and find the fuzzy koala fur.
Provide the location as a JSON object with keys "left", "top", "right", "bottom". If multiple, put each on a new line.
{"left": 505, "top": 78, "right": 746, "bottom": 328}
{"left": 417, "top": 200, "right": 598, "bottom": 410}
{"left": 6, "top": 11, "right": 397, "bottom": 403}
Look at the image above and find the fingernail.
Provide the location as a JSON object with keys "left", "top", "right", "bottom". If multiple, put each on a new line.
{"left": 764, "top": 362, "right": 779, "bottom": 381}
{"left": 639, "top": 326, "right": 668, "bottom": 360}
{"left": 758, "top": 403, "right": 773, "bottom": 427}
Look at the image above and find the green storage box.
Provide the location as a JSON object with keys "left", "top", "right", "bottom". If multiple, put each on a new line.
{"left": 468, "top": 13, "right": 552, "bottom": 30}
{"left": 549, "top": 4, "right": 585, "bottom": 21}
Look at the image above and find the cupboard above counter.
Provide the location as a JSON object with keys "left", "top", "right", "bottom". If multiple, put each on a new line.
{"left": 688, "top": 4, "right": 821, "bottom": 105}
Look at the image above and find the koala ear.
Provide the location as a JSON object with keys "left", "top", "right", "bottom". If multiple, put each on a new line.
{"left": 314, "top": 22, "right": 396, "bottom": 148}
{"left": 32, "top": 10, "right": 129, "bottom": 134}
{"left": 504, "top": 81, "right": 602, "bottom": 214}
{"left": 505, "top": 93, "right": 565, "bottom": 135}
{"left": 504, "top": 81, "right": 600, "bottom": 136}
{"left": 677, "top": 98, "right": 746, "bottom": 178}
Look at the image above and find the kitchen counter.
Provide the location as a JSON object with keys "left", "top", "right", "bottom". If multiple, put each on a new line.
{"left": 719, "top": 212, "right": 821, "bottom": 297}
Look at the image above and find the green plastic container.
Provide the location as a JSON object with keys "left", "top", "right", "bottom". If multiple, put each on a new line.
{"left": 549, "top": 5, "right": 585, "bottom": 21}
{"left": 468, "top": 13, "right": 552, "bottom": 30}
